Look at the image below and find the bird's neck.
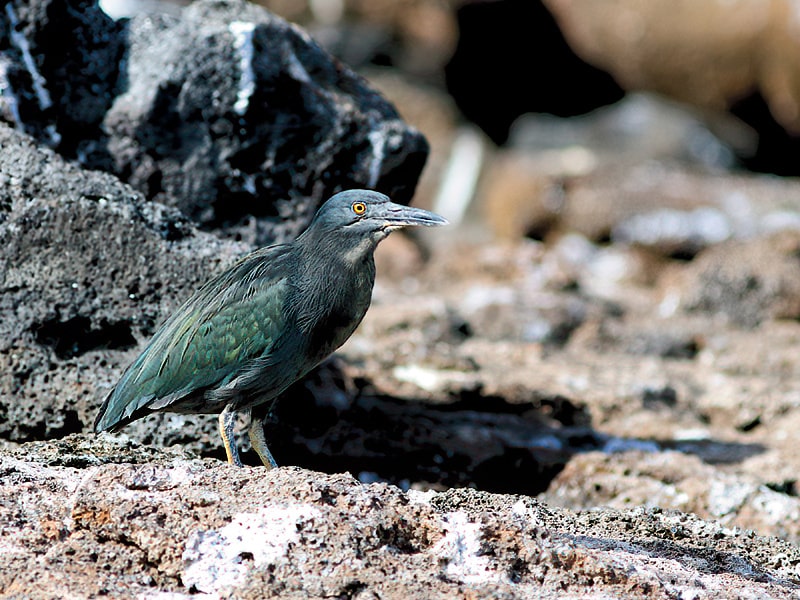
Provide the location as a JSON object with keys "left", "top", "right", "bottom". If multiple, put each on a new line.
{"left": 293, "top": 231, "right": 377, "bottom": 326}
{"left": 297, "top": 228, "right": 379, "bottom": 273}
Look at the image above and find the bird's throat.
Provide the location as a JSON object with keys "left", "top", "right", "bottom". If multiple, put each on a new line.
{"left": 339, "top": 234, "right": 380, "bottom": 266}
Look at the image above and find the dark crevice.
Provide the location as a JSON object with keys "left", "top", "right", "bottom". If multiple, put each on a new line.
{"left": 49, "top": 409, "right": 85, "bottom": 440}
{"left": 445, "top": 0, "right": 624, "bottom": 145}
{"left": 34, "top": 315, "right": 137, "bottom": 359}
{"left": 15, "top": 409, "right": 84, "bottom": 442}
{"left": 765, "top": 480, "right": 797, "bottom": 497}
{"left": 338, "top": 581, "right": 368, "bottom": 599}
{"left": 238, "top": 367, "right": 600, "bottom": 496}
{"left": 730, "top": 92, "right": 800, "bottom": 177}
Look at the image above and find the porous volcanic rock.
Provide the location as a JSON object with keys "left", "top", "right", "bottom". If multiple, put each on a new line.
{"left": 2, "top": 0, "right": 428, "bottom": 245}
{"left": 2, "top": 436, "right": 800, "bottom": 599}
{"left": 0, "top": 123, "right": 245, "bottom": 448}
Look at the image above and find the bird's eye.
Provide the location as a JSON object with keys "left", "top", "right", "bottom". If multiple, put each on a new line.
{"left": 352, "top": 201, "right": 367, "bottom": 215}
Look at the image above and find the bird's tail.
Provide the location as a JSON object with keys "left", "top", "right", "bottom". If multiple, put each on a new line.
{"left": 93, "top": 383, "right": 156, "bottom": 433}
{"left": 93, "top": 388, "right": 123, "bottom": 432}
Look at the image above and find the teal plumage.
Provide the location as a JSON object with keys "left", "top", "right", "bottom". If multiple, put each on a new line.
{"left": 94, "top": 190, "right": 447, "bottom": 467}
{"left": 95, "top": 246, "right": 293, "bottom": 429}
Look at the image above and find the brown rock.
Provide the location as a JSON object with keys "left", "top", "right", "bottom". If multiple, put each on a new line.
{"left": 542, "top": 0, "right": 800, "bottom": 133}
{"left": 562, "top": 163, "right": 800, "bottom": 253}
{"left": 543, "top": 450, "right": 800, "bottom": 545}
{"left": 666, "top": 230, "right": 800, "bottom": 327}
{"left": 3, "top": 437, "right": 800, "bottom": 598}
{"left": 480, "top": 152, "right": 563, "bottom": 241}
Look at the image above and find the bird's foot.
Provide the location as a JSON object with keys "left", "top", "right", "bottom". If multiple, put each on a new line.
{"left": 219, "top": 405, "right": 244, "bottom": 467}
{"left": 248, "top": 411, "right": 278, "bottom": 469}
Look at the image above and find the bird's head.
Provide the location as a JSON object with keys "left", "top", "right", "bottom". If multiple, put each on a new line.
{"left": 303, "top": 190, "right": 448, "bottom": 248}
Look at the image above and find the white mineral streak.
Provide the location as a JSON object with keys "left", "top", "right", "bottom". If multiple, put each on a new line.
{"left": 367, "top": 126, "right": 388, "bottom": 188}
{"left": 285, "top": 48, "right": 312, "bottom": 85}
{"left": 511, "top": 498, "right": 531, "bottom": 519}
{"left": 242, "top": 172, "right": 257, "bottom": 195}
{"left": 229, "top": 21, "right": 256, "bottom": 116}
{"left": 406, "top": 488, "right": 437, "bottom": 505}
{"left": 433, "top": 126, "right": 485, "bottom": 225}
{"left": 183, "top": 504, "right": 321, "bottom": 594}
{"left": 432, "top": 511, "right": 501, "bottom": 584}
{"left": 6, "top": 4, "right": 52, "bottom": 111}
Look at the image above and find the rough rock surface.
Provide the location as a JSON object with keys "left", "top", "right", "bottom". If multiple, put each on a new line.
{"left": 2, "top": 437, "right": 800, "bottom": 599}
{"left": 0, "top": 123, "right": 246, "bottom": 448}
{"left": 0, "top": 0, "right": 125, "bottom": 147}
{"left": 1, "top": 0, "right": 427, "bottom": 245}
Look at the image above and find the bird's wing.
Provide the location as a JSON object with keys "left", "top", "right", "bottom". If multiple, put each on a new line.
{"left": 94, "top": 245, "right": 295, "bottom": 431}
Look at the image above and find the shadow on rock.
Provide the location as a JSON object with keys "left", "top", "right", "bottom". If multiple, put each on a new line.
{"left": 661, "top": 439, "right": 767, "bottom": 465}
{"left": 220, "top": 362, "right": 767, "bottom": 496}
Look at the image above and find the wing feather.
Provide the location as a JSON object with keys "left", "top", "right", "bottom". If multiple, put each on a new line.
{"left": 94, "top": 245, "right": 295, "bottom": 431}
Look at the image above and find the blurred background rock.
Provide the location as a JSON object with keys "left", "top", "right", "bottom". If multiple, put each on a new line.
{"left": 99, "top": 0, "right": 800, "bottom": 245}
{"left": 75, "top": 0, "right": 800, "bottom": 497}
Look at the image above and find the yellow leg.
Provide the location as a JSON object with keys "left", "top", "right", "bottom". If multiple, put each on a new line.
{"left": 219, "top": 405, "right": 243, "bottom": 467}
{"left": 247, "top": 412, "right": 278, "bottom": 469}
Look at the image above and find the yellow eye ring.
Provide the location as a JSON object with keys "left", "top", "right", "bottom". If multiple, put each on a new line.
{"left": 352, "top": 201, "right": 367, "bottom": 215}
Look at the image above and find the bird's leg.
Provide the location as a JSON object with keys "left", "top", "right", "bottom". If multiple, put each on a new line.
{"left": 247, "top": 404, "right": 278, "bottom": 469}
{"left": 219, "top": 404, "right": 243, "bottom": 467}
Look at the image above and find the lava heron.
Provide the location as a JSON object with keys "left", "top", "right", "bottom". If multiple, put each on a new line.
{"left": 94, "top": 189, "right": 447, "bottom": 467}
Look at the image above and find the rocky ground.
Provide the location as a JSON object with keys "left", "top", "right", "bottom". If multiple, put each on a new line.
{"left": 5, "top": 164, "right": 800, "bottom": 596}
{"left": 3, "top": 0, "right": 800, "bottom": 598}
{"left": 3, "top": 437, "right": 800, "bottom": 599}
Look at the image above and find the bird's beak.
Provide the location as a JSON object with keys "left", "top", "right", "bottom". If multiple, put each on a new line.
{"left": 378, "top": 202, "right": 449, "bottom": 230}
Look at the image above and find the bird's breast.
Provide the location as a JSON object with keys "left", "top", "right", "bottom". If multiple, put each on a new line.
{"left": 306, "top": 292, "right": 369, "bottom": 361}
{"left": 294, "top": 261, "right": 374, "bottom": 364}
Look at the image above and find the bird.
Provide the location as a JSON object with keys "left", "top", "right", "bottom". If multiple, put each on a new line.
{"left": 94, "top": 189, "right": 447, "bottom": 467}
